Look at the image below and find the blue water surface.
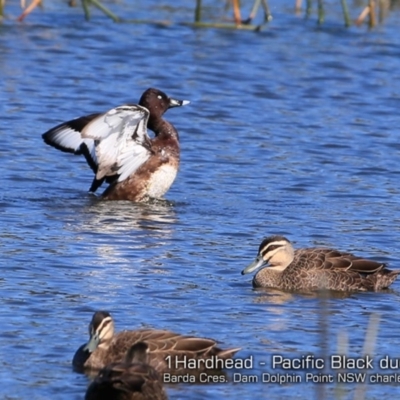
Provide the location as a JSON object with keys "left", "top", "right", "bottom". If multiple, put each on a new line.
{"left": 1, "top": 1, "right": 400, "bottom": 399}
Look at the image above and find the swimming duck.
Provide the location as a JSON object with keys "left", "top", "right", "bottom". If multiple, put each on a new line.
{"left": 85, "top": 342, "right": 167, "bottom": 400}
{"left": 242, "top": 235, "right": 400, "bottom": 292}
{"left": 42, "top": 88, "right": 189, "bottom": 202}
{"left": 73, "top": 311, "right": 241, "bottom": 373}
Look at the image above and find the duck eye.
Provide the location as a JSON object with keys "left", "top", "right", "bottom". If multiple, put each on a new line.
{"left": 157, "top": 95, "right": 162, "bottom": 100}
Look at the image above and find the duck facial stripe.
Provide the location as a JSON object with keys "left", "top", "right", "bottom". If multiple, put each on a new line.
{"left": 96, "top": 317, "right": 113, "bottom": 339}
{"left": 261, "top": 241, "right": 288, "bottom": 260}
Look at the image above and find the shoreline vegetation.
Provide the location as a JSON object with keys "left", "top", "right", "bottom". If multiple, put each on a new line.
{"left": 1, "top": 1, "right": 399, "bottom": 29}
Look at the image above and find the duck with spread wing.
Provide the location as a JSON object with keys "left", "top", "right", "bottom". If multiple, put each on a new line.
{"left": 42, "top": 88, "right": 189, "bottom": 202}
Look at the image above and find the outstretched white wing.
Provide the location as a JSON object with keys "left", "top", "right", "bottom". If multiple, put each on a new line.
{"left": 42, "top": 105, "right": 152, "bottom": 184}
{"left": 42, "top": 113, "right": 100, "bottom": 173}
{"left": 81, "top": 105, "right": 152, "bottom": 181}
{"left": 116, "top": 114, "right": 152, "bottom": 182}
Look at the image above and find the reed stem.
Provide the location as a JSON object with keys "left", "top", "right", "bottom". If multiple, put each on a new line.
{"left": 355, "top": 6, "right": 369, "bottom": 25}
{"left": 306, "top": 0, "right": 312, "bottom": 18}
{"left": 261, "top": 0, "right": 272, "bottom": 21}
{"left": 194, "top": 0, "right": 201, "bottom": 22}
{"left": 81, "top": 0, "right": 91, "bottom": 20}
{"left": 295, "top": 0, "right": 302, "bottom": 14}
{"left": 90, "top": 0, "right": 119, "bottom": 22}
{"left": 340, "top": 0, "right": 351, "bottom": 27}
{"left": 249, "top": 0, "right": 261, "bottom": 21}
{"left": 317, "top": 0, "right": 324, "bottom": 24}
{"left": 368, "top": 0, "right": 376, "bottom": 28}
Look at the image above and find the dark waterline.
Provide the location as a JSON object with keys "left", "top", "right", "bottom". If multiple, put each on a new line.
{"left": 1, "top": 1, "right": 400, "bottom": 399}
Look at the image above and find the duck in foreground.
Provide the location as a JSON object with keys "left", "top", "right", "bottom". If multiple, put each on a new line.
{"left": 85, "top": 342, "right": 167, "bottom": 400}
{"left": 73, "top": 311, "right": 241, "bottom": 374}
{"left": 42, "top": 88, "right": 189, "bottom": 202}
{"left": 242, "top": 235, "right": 400, "bottom": 292}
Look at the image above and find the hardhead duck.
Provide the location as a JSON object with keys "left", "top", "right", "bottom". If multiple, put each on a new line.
{"left": 42, "top": 88, "right": 189, "bottom": 202}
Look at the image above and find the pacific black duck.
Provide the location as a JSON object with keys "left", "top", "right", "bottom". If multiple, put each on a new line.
{"left": 242, "top": 235, "right": 400, "bottom": 292}
{"left": 74, "top": 311, "right": 240, "bottom": 374}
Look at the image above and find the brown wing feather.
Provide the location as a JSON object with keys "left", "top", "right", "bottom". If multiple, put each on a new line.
{"left": 327, "top": 258, "right": 353, "bottom": 270}
{"left": 164, "top": 337, "right": 215, "bottom": 352}
{"left": 295, "top": 248, "right": 385, "bottom": 274}
{"left": 349, "top": 259, "right": 385, "bottom": 273}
